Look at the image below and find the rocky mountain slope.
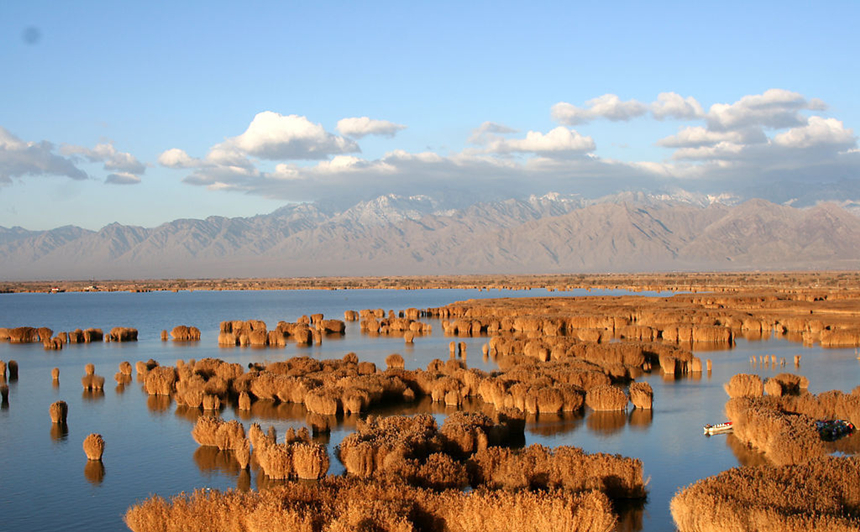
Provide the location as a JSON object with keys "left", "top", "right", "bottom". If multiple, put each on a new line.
{"left": 2, "top": 194, "right": 859, "bottom": 279}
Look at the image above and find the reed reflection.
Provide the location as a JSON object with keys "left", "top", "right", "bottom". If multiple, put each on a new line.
{"left": 84, "top": 460, "right": 105, "bottom": 485}
{"left": 147, "top": 395, "right": 172, "bottom": 413}
{"left": 614, "top": 500, "right": 645, "bottom": 532}
{"left": 628, "top": 408, "right": 653, "bottom": 429}
{"left": 586, "top": 411, "right": 626, "bottom": 434}
{"left": 193, "top": 446, "right": 243, "bottom": 476}
{"left": 82, "top": 389, "right": 105, "bottom": 401}
{"left": 50, "top": 422, "right": 69, "bottom": 442}
{"left": 725, "top": 434, "right": 768, "bottom": 468}
{"left": 527, "top": 411, "right": 584, "bottom": 438}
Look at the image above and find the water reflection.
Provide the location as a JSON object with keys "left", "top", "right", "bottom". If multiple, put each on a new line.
{"left": 587, "top": 411, "right": 627, "bottom": 434}
{"left": 614, "top": 500, "right": 645, "bottom": 532}
{"left": 725, "top": 434, "right": 768, "bottom": 468}
{"left": 147, "top": 395, "right": 172, "bottom": 413}
{"left": 50, "top": 422, "right": 69, "bottom": 442}
{"left": 84, "top": 461, "right": 105, "bottom": 485}
{"left": 527, "top": 412, "right": 584, "bottom": 437}
{"left": 628, "top": 408, "right": 653, "bottom": 430}
{"left": 82, "top": 389, "right": 105, "bottom": 401}
{"left": 175, "top": 405, "right": 205, "bottom": 424}
{"left": 194, "top": 446, "right": 242, "bottom": 476}
{"left": 237, "top": 469, "right": 251, "bottom": 492}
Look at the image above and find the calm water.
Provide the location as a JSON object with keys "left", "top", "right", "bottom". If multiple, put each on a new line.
{"left": 0, "top": 289, "right": 857, "bottom": 532}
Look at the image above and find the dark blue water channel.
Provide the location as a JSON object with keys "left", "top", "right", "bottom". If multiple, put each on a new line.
{"left": 0, "top": 288, "right": 857, "bottom": 532}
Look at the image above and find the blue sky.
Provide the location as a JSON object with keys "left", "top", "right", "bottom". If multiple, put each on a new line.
{"left": 1, "top": 1, "right": 858, "bottom": 230}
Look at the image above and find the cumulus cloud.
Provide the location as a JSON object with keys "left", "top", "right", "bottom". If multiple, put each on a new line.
{"left": 706, "top": 89, "right": 826, "bottom": 131}
{"left": 61, "top": 141, "right": 146, "bottom": 176}
{"left": 468, "top": 121, "right": 518, "bottom": 145}
{"left": 651, "top": 92, "right": 705, "bottom": 120}
{"left": 105, "top": 172, "right": 142, "bottom": 185}
{"left": 657, "top": 126, "right": 767, "bottom": 148}
{"left": 229, "top": 112, "right": 358, "bottom": 160}
{"left": 552, "top": 94, "right": 649, "bottom": 125}
{"left": 336, "top": 117, "right": 406, "bottom": 138}
{"left": 161, "top": 90, "right": 858, "bottom": 207}
{"left": 773, "top": 116, "right": 855, "bottom": 149}
{"left": 157, "top": 148, "right": 200, "bottom": 169}
{"left": 0, "top": 127, "right": 87, "bottom": 183}
{"left": 486, "top": 127, "right": 595, "bottom": 155}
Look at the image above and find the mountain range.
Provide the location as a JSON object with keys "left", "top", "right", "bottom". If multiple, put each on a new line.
{"left": 3, "top": 191, "right": 860, "bottom": 280}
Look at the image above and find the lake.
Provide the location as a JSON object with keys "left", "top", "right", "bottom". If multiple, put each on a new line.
{"left": 0, "top": 288, "right": 857, "bottom": 532}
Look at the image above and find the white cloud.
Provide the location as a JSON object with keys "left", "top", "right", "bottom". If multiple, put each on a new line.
{"left": 229, "top": 112, "right": 359, "bottom": 160}
{"left": 468, "top": 121, "right": 518, "bottom": 145}
{"left": 336, "top": 117, "right": 406, "bottom": 138}
{"left": 706, "top": 88, "right": 825, "bottom": 131}
{"left": 552, "top": 94, "right": 649, "bottom": 125}
{"left": 651, "top": 92, "right": 705, "bottom": 120}
{"left": 487, "top": 127, "right": 595, "bottom": 155}
{"left": 61, "top": 142, "right": 146, "bottom": 175}
{"left": 157, "top": 148, "right": 200, "bottom": 169}
{"left": 105, "top": 172, "right": 142, "bottom": 185}
{"left": 0, "top": 127, "right": 87, "bottom": 183}
{"left": 773, "top": 116, "right": 855, "bottom": 149}
{"left": 657, "top": 126, "right": 766, "bottom": 148}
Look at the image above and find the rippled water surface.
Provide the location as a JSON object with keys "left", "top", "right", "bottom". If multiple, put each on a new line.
{"left": 0, "top": 289, "right": 857, "bottom": 532}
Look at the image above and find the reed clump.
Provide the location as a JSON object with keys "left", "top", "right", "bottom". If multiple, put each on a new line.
{"left": 83, "top": 433, "right": 105, "bottom": 461}
{"left": 585, "top": 385, "right": 629, "bottom": 411}
{"left": 144, "top": 366, "right": 177, "bottom": 396}
{"left": 126, "top": 477, "right": 617, "bottom": 532}
{"left": 671, "top": 456, "right": 860, "bottom": 532}
{"left": 170, "top": 325, "right": 201, "bottom": 341}
{"left": 81, "top": 367, "right": 106, "bottom": 391}
{"left": 629, "top": 382, "right": 653, "bottom": 409}
{"left": 49, "top": 400, "right": 68, "bottom": 423}
{"left": 724, "top": 373, "right": 764, "bottom": 398}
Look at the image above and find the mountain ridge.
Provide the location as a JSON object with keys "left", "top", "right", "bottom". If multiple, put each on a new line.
{"left": 2, "top": 192, "right": 860, "bottom": 280}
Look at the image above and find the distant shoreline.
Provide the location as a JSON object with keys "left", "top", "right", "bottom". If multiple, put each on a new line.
{"left": 0, "top": 271, "right": 854, "bottom": 294}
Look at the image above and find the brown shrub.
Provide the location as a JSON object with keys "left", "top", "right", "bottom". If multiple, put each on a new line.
{"left": 291, "top": 442, "right": 330, "bottom": 480}
{"left": 724, "top": 373, "right": 764, "bottom": 398}
{"left": 171, "top": 325, "right": 201, "bottom": 341}
{"left": 671, "top": 456, "right": 860, "bottom": 532}
{"left": 629, "top": 382, "right": 653, "bottom": 409}
{"left": 109, "top": 327, "right": 138, "bottom": 342}
{"left": 51, "top": 367, "right": 60, "bottom": 380}
{"left": 81, "top": 374, "right": 105, "bottom": 391}
{"left": 192, "top": 416, "right": 222, "bottom": 447}
{"left": 215, "top": 420, "right": 246, "bottom": 451}
{"left": 83, "top": 433, "right": 105, "bottom": 461}
{"left": 585, "top": 385, "right": 628, "bottom": 411}
{"left": 144, "top": 366, "right": 177, "bottom": 396}
{"left": 50, "top": 400, "right": 68, "bottom": 423}
{"left": 119, "top": 361, "right": 132, "bottom": 376}
{"left": 386, "top": 353, "right": 405, "bottom": 370}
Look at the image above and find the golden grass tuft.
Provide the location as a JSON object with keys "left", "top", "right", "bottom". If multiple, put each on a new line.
{"left": 144, "top": 366, "right": 177, "bottom": 396}
{"left": 671, "top": 456, "right": 860, "bottom": 532}
{"left": 629, "top": 382, "right": 653, "bottom": 409}
{"left": 49, "top": 400, "right": 68, "bottom": 423}
{"left": 124, "top": 477, "right": 617, "bottom": 532}
{"left": 724, "top": 373, "right": 764, "bottom": 398}
{"left": 585, "top": 385, "right": 629, "bottom": 411}
{"left": 83, "top": 433, "right": 105, "bottom": 461}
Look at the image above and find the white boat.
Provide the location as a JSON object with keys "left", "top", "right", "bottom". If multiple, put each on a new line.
{"left": 703, "top": 421, "right": 733, "bottom": 435}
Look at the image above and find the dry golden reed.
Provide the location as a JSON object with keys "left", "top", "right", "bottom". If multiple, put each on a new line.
{"left": 49, "top": 400, "right": 68, "bottom": 423}
{"left": 125, "top": 477, "right": 617, "bottom": 532}
{"left": 671, "top": 456, "right": 860, "bottom": 531}
{"left": 83, "top": 433, "right": 105, "bottom": 461}
{"left": 724, "top": 373, "right": 764, "bottom": 398}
